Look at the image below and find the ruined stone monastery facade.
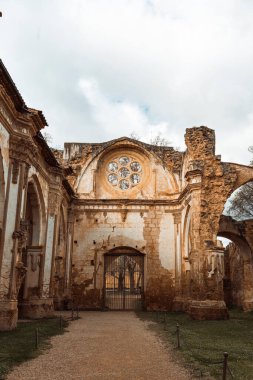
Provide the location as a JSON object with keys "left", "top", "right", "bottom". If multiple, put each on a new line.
{"left": 1, "top": 60, "right": 253, "bottom": 330}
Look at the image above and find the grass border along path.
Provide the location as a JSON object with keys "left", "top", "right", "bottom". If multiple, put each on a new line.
{"left": 0, "top": 317, "right": 68, "bottom": 379}
{"left": 137, "top": 309, "right": 253, "bottom": 379}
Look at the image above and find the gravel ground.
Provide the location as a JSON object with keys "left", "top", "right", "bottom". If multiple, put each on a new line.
{"left": 7, "top": 311, "right": 193, "bottom": 380}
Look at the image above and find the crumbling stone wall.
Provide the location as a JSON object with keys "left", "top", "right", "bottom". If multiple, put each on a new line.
{"left": 182, "top": 128, "right": 245, "bottom": 318}
{"left": 185, "top": 127, "right": 238, "bottom": 247}
{"left": 3, "top": 58, "right": 253, "bottom": 325}
{"left": 64, "top": 129, "right": 253, "bottom": 318}
{"left": 71, "top": 203, "right": 177, "bottom": 310}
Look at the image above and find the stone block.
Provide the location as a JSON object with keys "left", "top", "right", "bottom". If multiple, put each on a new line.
{"left": 0, "top": 300, "right": 18, "bottom": 331}
{"left": 20, "top": 298, "right": 54, "bottom": 319}
{"left": 188, "top": 300, "right": 229, "bottom": 320}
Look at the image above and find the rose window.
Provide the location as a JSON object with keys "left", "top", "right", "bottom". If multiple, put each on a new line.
{"left": 107, "top": 156, "right": 142, "bottom": 190}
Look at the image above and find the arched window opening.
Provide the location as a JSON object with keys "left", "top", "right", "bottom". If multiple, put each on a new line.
{"left": 18, "top": 178, "right": 46, "bottom": 319}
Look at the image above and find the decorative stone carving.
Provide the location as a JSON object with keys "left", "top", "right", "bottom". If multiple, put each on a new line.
{"left": 9, "top": 135, "right": 38, "bottom": 163}
{"left": 12, "top": 219, "right": 29, "bottom": 262}
{"left": 121, "top": 209, "right": 128, "bottom": 222}
{"left": 14, "top": 261, "right": 27, "bottom": 298}
{"left": 23, "top": 164, "right": 30, "bottom": 188}
{"left": 48, "top": 191, "right": 60, "bottom": 216}
{"left": 12, "top": 159, "right": 19, "bottom": 184}
{"left": 30, "top": 252, "right": 41, "bottom": 272}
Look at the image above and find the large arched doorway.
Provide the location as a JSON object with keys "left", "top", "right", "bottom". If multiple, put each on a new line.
{"left": 18, "top": 177, "right": 45, "bottom": 318}
{"left": 218, "top": 215, "right": 253, "bottom": 311}
{"left": 104, "top": 247, "right": 144, "bottom": 310}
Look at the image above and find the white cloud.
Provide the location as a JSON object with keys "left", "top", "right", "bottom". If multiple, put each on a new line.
{"left": 1, "top": 0, "right": 253, "bottom": 163}
{"left": 79, "top": 78, "right": 172, "bottom": 143}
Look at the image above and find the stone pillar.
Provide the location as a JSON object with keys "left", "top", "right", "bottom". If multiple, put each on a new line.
{"left": 0, "top": 160, "right": 27, "bottom": 329}
{"left": 63, "top": 207, "right": 75, "bottom": 303}
{"left": 184, "top": 127, "right": 238, "bottom": 319}
{"left": 172, "top": 212, "right": 185, "bottom": 311}
{"left": 173, "top": 212, "right": 182, "bottom": 290}
{"left": 21, "top": 246, "right": 43, "bottom": 318}
{"left": 41, "top": 189, "right": 61, "bottom": 316}
{"left": 188, "top": 247, "right": 228, "bottom": 320}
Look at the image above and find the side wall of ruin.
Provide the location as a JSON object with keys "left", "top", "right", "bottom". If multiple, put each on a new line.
{"left": 0, "top": 71, "right": 72, "bottom": 329}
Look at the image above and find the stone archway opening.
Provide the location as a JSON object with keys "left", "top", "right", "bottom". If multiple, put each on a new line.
{"left": 219, "top": 178, "right": 253, "bottom": 311}
{"left": 104, "top": 247, "right": 144, "bottom": 310}
{"left": 217, "top": 229, "right": 253, "bottom": 311}
{"left": 18, "top": 180, "right": 44, "bottom": 319}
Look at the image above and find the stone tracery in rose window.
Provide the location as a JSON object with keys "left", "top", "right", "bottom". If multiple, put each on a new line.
{"left": 107, "top": 156, "right": 142, "bottom": 190}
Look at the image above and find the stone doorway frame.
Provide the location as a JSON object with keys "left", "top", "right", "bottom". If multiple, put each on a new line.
{"left": 103, "top": 247, "right": 145, "bottom": 311}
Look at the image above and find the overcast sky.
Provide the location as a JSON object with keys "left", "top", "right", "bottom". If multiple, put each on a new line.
{"left": 1, "top": 0, "right": 253, "bottom": 164}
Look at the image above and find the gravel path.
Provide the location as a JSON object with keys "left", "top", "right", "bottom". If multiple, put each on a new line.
{"left": 7, "top": 312, "right": 193, "bottom": 380}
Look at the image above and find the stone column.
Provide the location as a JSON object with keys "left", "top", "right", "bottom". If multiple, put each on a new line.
{"left": 172, "top": 212, "right": 185, "bottom": 311}
{"left": 173, "top": 212, "right": 182, "bottom": 289}
{"left": 188, "top": 247, "right": 228, "bottom": 320}
{"left": 40, "top": 188, "right": 60, "bottom": 316}
{"left": 0, "top": 160, "right": 27, "bottom": 329}
{"left": 64, "top": 207, "right": 75, "bottom": 297}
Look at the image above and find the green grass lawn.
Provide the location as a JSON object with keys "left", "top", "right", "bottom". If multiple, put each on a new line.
{"left": 0, "top": 317, "right": 68, "bottom": 379}
{"left": 137, "top": 309, "right": 253, "bottom": 379}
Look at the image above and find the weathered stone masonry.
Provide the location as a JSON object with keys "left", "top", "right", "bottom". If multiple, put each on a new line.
{"left": 1, "top": 60, "right": 253, "bottom": 329}
{"left": 0, "top": 60, "right": 73, "bottom": 329}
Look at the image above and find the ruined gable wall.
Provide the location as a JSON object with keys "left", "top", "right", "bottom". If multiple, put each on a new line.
{"left": 63, "top": 139, "right": 183, "bottom": 197}
{"left": 69, "top": 139, "right": 185, "bottom": 310}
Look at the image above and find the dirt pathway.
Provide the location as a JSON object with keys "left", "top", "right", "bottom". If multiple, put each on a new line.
{"left": 7, "top": 312, "right": 192, "bottom": 380}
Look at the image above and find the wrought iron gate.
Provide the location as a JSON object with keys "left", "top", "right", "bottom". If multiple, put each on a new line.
{"left": 104, "top": 252, "right": 144, "bottom": 310}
